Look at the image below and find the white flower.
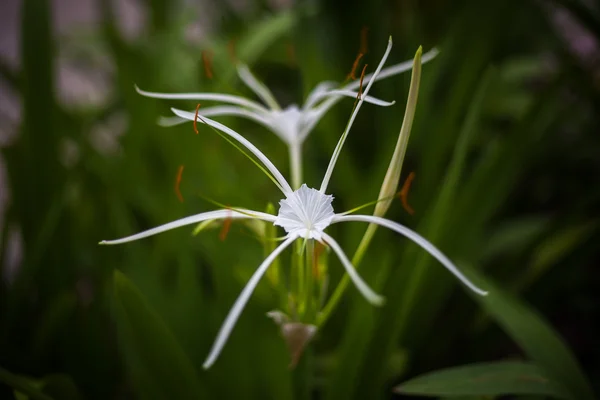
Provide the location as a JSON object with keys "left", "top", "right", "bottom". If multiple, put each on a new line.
{"left": 135, "top": 47, "right": 439, "bottom": 188}
{"left": 274, "top": 184, "right": 334, "bottom": 241}
{"left": 101, "top": 38, "right": 484, "bottom": 369}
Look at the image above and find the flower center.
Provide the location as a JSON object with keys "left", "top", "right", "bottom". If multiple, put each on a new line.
{"left": 274, "top": 184, "right": 335, "bottom": 240}
{"left": 269, "top": 105, "right": 303, "bottom": 145}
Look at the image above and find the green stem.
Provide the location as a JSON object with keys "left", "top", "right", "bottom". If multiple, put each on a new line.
{"left": 303, "top": 240, "right": 316, "bottom": 322}
{"left": 290, "top": 141, "right": 303, "bottom": 190}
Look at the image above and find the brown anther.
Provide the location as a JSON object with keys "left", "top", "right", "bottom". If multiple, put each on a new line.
{"left": 219, "top": 210, "right": 232, "bottom": 241}
{"left": 175, "top": 165, "right": 185, "bottom": 203}
{"left": 202, "top": 50, "right": 214, "bottom": 79}
{"left": 193, "top": 103, "right": 201, "bottom": 134}
{"left": 358, "top": 64, "right": 368, "bottom": 97}
{"left": 312, "top": 242, "right": 326, "bottom": 279}
{"left": 399, "top": 171, "right": 416, "bottom": 215}
{"left": 346, "top": 53, "right": 364, "bottom": 81}
{"left": 353, "top": 64, "right": 368, "bottom": 109}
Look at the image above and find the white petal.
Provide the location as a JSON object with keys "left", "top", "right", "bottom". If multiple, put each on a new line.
{"left": 157, "top": 115, "right": 189, "bottom": 127}
{"left": 344, "top": 48, "right": 440, "bottom": 91}
{"left": 168, "top": 106, "right": 272, "bottom": 128}
{"left": 274, "top": 184, "right": 335, "bottom": 239}
{"left": 171, "top": 109, "right": 293, "bottom": 195}
{"left": 322, "top": 90, "right": 395, "bottom": 107}
{"left": 303, "top": 81, "right": 337, "bottom": 110}
{"left": 99, "top": 209, "right": 275, "bottom": 245}
{"left": 135, "top": 85, "right": 268, "bottom": 113}
{"left": 321, "top": 232, "right": 385, "bottom": 305}
{"left": 297, "top": 48, "right": 438, "bottom": 141}
{"left": 297, "top": 90, "right": 395, "bottom": 140}
{"left": 331, "top": 214, "right": 488, "bottom": 296}
{"left": 237, "top": 64, "right": 281, "bottom": 110}
{"left": 203, "top": 235, "right": 297, "bottom": 369}
{"left": 319, "top": 37, "right": 394, "bottom": 193}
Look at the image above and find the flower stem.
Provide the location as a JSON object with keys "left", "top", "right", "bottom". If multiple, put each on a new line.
{"left": 302, "top": 239, "right": 316, "bottom": 322}
{"left": 290, "top": 141, "right": 303, "bottom": 190}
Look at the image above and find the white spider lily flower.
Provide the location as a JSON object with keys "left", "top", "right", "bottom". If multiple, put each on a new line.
{"left": 136, "top": 47, "right": 439, "bottom": 188}
{"left": 101, "top": 38, "right": 484, "bottom": 369}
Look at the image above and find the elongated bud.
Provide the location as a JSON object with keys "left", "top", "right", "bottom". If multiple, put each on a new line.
{"left": 264, "top": 203, "right": 280, "bottom": 286}
{"left": 373, "top": 46, "right": 422, "bottom": 218}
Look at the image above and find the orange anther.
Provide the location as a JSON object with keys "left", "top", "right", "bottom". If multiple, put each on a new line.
{"left": 358, "top": 64, "right": 368, "bottom": 95}
{"left": 313, "top": 242, "right": 326, "bottom": 279}
{"left": 193, "top": 103, "right": 201, "bottom": 134}
{"left": 175, "top": 165, "right": 185, "bottom": 203}
{"left": 202, "top": 50, "right": 214, "bottom": 79}
{"left": 346, "top": 53, "right": 364, "bottom": 81}
{"left": 219, "top": 210, "right": 232, "bottom": 241}
{"left": 399, "top": 172, "right": 416, "bottom": 215}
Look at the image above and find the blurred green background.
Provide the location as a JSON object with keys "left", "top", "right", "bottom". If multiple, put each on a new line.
{"left": 1, "top": 0, "right": 599, "bottom": 399}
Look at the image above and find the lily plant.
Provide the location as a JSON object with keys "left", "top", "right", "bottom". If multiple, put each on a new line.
{"left": 101, "top": 38, "right": 486, "bottom": 370}
{"left": 136, "top": 47, "right": 439, "bottom": 188}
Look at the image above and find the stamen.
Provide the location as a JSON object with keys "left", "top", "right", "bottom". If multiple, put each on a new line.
{"left": 219, "top": 209, "right": 232, "bottom": 241}
{"left": 193, "top": 103, "right": 201, "bottom": 134}
{"left": 358, "top": 64, "right": 368, "bottom": 98}
{"left": 359, "top": 26, "right": 369, "bottom": 55}
{"left": 313, "top": 242, "right": 326, "bottom": 279}
{"left": 399, "top": 171, "right": 416, "bottom": 215}
{"left": 346, "top": 53, "right": 364, "bottom": 81}
{"left": 352, "top": 64, "right": 368, "bottom": 109}
{"left": 175, "top": 165, "right": 184, "bottom": 202}
{"left": 202, "top": 50, "right": 214, "bottom": 79}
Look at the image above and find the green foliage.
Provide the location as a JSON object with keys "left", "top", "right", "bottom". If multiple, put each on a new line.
{"left": 112, "top": 270, "right": 205, "bottom": 400}
{"left": 394, "top": 361, "right": 570, "bottom": 399}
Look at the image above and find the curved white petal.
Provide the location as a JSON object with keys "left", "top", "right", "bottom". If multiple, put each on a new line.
{"left": 320, "top": 37, "right": 394, "bottom": 193}
{"left": 99, "top": 209, "right": 275, "bottom": 245}
{"left": 321, "top": 90, "right": 395, "bottom": 107}
{"left": 298, "top": 90, "right": 396, "bottom": 140}
{"left": 344, "top": 48, "right": 439, "bottom": 91}
{"left": 158, "top": 105, "right": 272, "bottom": 128}
{"left": 203, "top": 235, "right": 297, "bottom": 369}
{"left": 135, "top": 85, "right": 268, "bottom": 113}
{"left": 157, "top": 115, "right": 189, "bottom": 127}
{"left": 171, "top": 109, "right": 293, "bottom": 195}
{"left": 321, "top": 232, "right": 385, "bottom": 305}
{"left": 331, "top": 214, "right": 488, "bottom": 296}
{"left": 168, "top": 106, "right": 272, "bottom": 128}
{"left": 303, "top": 81, "right": 337, "bottom": 110}
{"left": 237, "top": 64, "right": 281, "bottom": 110}
{"left": 297, "top": 97, "right": 338, "bottom": 141}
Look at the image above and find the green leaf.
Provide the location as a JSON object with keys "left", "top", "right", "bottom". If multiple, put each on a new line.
{"left": 467, "top": 269, "right": 596, "bottom": 400}
{"left": 113, "top": 270, "right": 204, "bottom": 400}
{"left": 394, "top": 361, "right": 570, "bottom": 398}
